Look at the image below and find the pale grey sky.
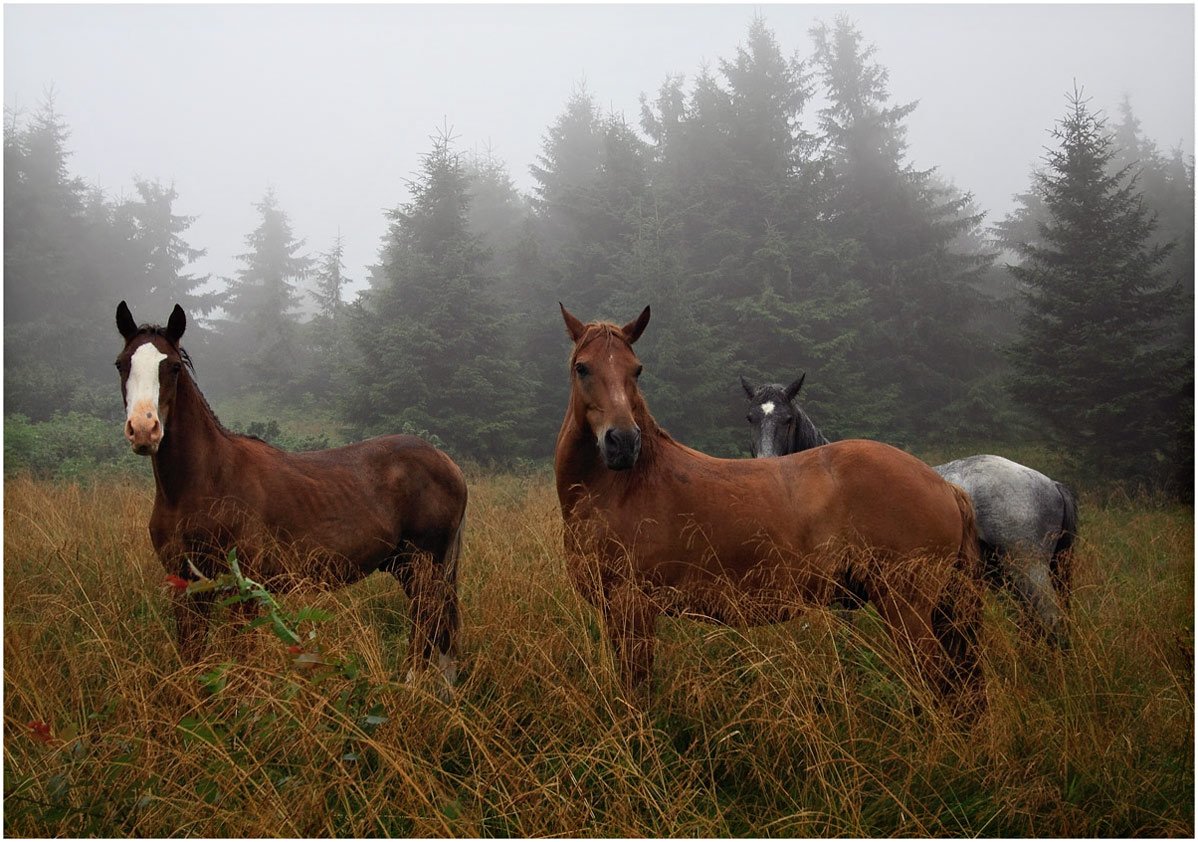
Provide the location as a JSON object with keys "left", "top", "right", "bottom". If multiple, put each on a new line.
{"left": 5, "top": 4, "right": 1194, "bottom": 298}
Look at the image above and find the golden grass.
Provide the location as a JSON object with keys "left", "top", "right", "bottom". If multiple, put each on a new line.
{"left": 4, "top": 471, "right": 1193, "bottom": 836}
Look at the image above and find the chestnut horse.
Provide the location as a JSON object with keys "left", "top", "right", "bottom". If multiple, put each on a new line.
{"left": 740, "top": 373, "right": 1078, "bottom": 648}
{"left": 555, "top": 305, "right": 985, "bottom": 705}
{"left": 115, "top": 301, "right": 467, "bottom": 687}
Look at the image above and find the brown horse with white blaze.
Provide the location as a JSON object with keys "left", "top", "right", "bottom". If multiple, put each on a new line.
{"left": 555, "top": 304, "right": 985, "bottom": 706}
{"left": 115, "top": 301, "right": 467, "bottom": 688}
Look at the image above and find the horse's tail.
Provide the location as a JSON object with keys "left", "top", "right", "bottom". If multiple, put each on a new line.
{"left": 1051, "top": 481, "right": 1079, "bottom": 611}
{"left": 445, "top": 506, "right": 465, "bottom": 584}
{"left": 429, "top": 496, "right": 466, "bottom": 667}
{"left": 950, "top": 484, "right": 981, "bottom": 579}
{"left": 933, "top": 483, "right": 985, "bottom": 711}
{"left": 444, "top": 507, "right": 465, "bottom": 612}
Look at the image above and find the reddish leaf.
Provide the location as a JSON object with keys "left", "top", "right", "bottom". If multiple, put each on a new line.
{"left": 28, "top": 720, "right": 53, "bottom": 743}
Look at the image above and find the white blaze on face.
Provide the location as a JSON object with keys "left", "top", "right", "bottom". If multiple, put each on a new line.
{"left": 757, "top": 401, "right": 781, "bottom": 457}
{"left": 126, "top": 343, "right": 167, "bottom": 424}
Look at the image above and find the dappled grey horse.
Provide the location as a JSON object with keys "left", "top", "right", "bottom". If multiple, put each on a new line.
{"left": 741, "top": 375, "right": 1079, "bottom": 648}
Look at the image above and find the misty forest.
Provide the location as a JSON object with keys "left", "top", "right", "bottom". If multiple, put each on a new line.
{"left": 5, "top": 16, "right": 1193, "bottom": 495}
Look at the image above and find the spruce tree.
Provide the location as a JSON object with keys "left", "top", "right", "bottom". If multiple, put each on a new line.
{"left": 637, "top": 18, "right": 858, "bottom": 450}
{"left": 810, "top": 15, "right": 994, "bottom": 441}
{"left": 121, "top": 179, "right": 219, "bottom": 359}
{"left": 303, "top": 233, "right": 350, "bottom": 399}
{"left": 531, "top": 89, "right": 648, "bottom": 318}
{"left": 611, "top": 214, "right": 739, "bottom": 455}
{"left": 1008, "top": 87, "right": 1184, "bottom": 488}
{"left": 465, "top": 147, "right": 531, "bottom": 279}
{"left": 349, "top": 130, "right": 533, "bottom": 462}
{"left": 310, "top": 232, "right": 347, "bottom": 321}
{"left": 4, "top": 96, "right": 131, "bottom": 418}
{"left": 217, "top": 188, "right": 312, "bottom": 397}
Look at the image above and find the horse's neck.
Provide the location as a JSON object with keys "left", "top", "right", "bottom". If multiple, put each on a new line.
{"left": 152, "top": 373, "right": 233, "bottom": 503}
{"left": 555, "top": 408, "right": 668, "bottom": 508}
{"left": 791, "top": 411, "right": 831, "bottom": 454}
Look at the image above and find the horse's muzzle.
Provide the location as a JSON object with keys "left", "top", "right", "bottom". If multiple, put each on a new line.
{"left": 126, "top": 416, "right": 162, "bottom": 456}
{"left": 602, "top": 427, "right": 641, "bottom": 471}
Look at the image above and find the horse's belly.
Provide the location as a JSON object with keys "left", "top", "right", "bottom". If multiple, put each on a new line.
{"left": 567, "top": 506, "right": 847, "bottom": 615}
{"left": 152, "top": 499, "right": 399, "bottom": 588}
{"left": 657, "top": 550, "right": 841, "bottom": 622}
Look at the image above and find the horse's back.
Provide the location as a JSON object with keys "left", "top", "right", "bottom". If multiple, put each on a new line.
{"left": 932, "top": 454, "right": 1062, "bottom": 552}
{"left": 158, "top": 433, "right": 465, "bottom": 578}
{"left": 775, "top": 439, "right": 968, "bottom": 556}
{"left": 286, "top": 433, "right": 467, "bottom": 534}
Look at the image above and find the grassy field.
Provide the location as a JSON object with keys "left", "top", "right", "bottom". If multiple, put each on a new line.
{"left": 3, "top": 471, "right": 1193, "bottom": 836}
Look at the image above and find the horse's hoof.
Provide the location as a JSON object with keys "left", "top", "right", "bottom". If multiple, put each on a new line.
{"left": 404, "top": 657, "right": 457, "bottom": 702}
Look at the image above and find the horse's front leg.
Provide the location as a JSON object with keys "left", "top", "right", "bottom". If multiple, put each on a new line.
{"left": 173, "top": 587, "right": 215, "bottom": 663}
{"left": 227, "top": 598, "right": 260, "bottom": 658}
{"left": 604, "top": 582, "right": 659, "bottom": 698}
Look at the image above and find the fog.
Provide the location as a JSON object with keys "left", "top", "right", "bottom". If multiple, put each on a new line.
{"left": 6, "top": 3, "right": 1193, "bottom": 292}
{"left": 5, "top": 2, "right": 1193, "bottom": 491}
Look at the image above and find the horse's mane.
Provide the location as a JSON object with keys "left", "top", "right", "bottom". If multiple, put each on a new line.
{"left": 791, "top": 403, "right": 831, "bottom": 451}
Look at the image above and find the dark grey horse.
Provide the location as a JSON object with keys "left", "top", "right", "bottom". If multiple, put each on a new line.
{"left": 740, "top": 375, "right": 1079, "bottom": 648}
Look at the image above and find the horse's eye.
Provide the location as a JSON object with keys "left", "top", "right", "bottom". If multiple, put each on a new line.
{"left": 634, "top": 365, "right": 643, "bottom": 379}
{"left": 171, "top": 362, "right": 183, "bottom": 373}
{"left": 574, "top": 362, "right": 589, "bottom": 378}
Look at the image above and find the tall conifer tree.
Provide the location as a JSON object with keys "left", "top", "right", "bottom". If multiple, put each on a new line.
{"left": 349, "top": 130, "right": 533, "bottom": 462}
{"left": 218, "top": 188, "right": 312, "bottom": 396}
{"left": 4, "top": 96, "right": 132, "bottom": 418}
{"left": 1008, "top": 88, "right": 1185, "bottom": 488}
{"left": 122, "top": 179, "right": 219, "bottom": 350}
{"left": 303, "top": 233, "right": 350, "bottom": 399}
{"left": 810, "top": 15, "right": 993, "bottom": 440}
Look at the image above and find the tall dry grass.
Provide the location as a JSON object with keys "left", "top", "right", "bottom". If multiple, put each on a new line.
{"left": 4, "top": 471, "right": 1193, "bottom": 836}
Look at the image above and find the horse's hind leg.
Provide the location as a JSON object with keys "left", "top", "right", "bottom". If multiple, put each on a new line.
{"left": 391, "top": 533, "right": 461, "bottom": 694}
{"left": 1001, "top": 549, "right": 1068, "bottom": 648}
{"left": 931, "top": 576, "right": 985, "bottom": 715}
{"left": 871, "top": 588, "right": 939, "bottom": 686}
{"left": 873, "top": 577, "right": 983, "bottom": 715}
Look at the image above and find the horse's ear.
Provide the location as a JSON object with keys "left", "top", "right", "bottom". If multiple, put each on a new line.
{"left": 116, "top": 300, "right": 138, "bottom": 341}
{"left": 740, "top": 375, "right": 756, "bottom": 400}
{"left": 560, "top": 302, "right": 585, "bottom": 343}
{"left": 622, "top": 305, "right": 651, "bottom": 345}
{"left": 784, "top": 373, "right": 806, "bottom": 403}
{"left": 166, "top": 304, "right": 187, "bottom": 345}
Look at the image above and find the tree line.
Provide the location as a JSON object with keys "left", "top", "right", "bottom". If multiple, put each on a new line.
{"left": 4, "top": 16, "right": 1192, "bottom": 494}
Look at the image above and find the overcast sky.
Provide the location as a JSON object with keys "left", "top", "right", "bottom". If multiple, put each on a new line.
{"left": 5, "top": 3, "right": 1194, "bottom": 299}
